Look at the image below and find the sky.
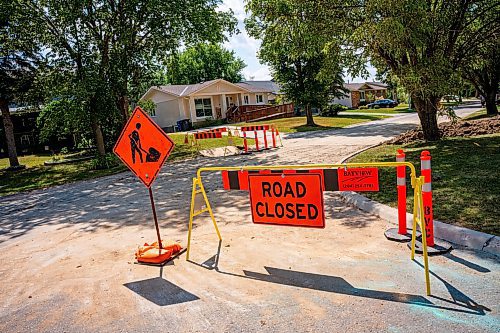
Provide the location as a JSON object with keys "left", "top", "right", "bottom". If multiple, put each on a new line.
{"left": 218, "top": 0, "right": 377, "bottom": 83}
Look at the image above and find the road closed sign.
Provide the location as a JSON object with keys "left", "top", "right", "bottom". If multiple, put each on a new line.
{"left": 248, "top": 173, "right": 325, "bottom": 228}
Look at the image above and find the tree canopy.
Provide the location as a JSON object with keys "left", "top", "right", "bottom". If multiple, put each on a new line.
{"left": 166, "top": 43, "right": 246, "bottom": 84}
{"left": 248, "top": 0, "right": 500, "bottom": 140}
{"left": 246, "top": 0, "right": 346, "bottom": 126}
{"left": 13, "top": 0, "right": 237, "bottom": 156}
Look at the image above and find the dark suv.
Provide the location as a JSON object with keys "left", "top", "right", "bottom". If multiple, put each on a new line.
{"left": 367, "top": 99, "right": 398, "bottom": 108}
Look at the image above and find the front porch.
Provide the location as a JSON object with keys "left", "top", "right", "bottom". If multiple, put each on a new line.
{"left": 187, "top": 93, "right": 242, "bottom": 122}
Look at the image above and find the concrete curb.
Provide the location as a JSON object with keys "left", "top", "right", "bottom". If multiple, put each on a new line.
{"left": 339, "top": 148, "right": 499, "bottom": 258}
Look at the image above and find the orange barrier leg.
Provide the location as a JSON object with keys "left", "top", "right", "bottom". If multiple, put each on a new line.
{"left": 242, "top": 130, "right": 250, "bottom": 155}
{"left": 254, "top": 130, "right": 259, "bottom": 151}
{"left": 263, "top": 129, "right": 268, "bottom": 149}
{"left": 272, "top": 128, "right": 277, "bottom": 148}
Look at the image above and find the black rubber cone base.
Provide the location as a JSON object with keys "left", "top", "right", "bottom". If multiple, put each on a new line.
{"left": 384, "top": 228, "right": 421, "bottom": 242}
{"left": 407, "top": 238, "right": 452, "bottom": 256}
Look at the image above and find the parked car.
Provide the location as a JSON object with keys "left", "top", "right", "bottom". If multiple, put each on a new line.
{"left": 367, "top": 99, "right": 398, "bottom": 108}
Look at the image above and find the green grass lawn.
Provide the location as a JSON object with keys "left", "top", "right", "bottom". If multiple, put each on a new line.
{"left": 0, "top": 133, "right": 251, "bottom": 196}
{"left": 347, "top": 103, "right": 415, "bottom": 114}
{"left": 234, "top": 114, "right": 387, "bottom": 133}
{"left": 349, "top": 134, "right": 500, "bottom": 235}
{"left": 464, "top": 106, "right": 499, "bottom": 120}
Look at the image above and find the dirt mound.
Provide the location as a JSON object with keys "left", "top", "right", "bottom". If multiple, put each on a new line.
{"left": 390, "top": 116, "right": 500, "bottom": 144}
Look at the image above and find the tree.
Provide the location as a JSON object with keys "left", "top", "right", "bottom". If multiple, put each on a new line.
{"left": 358, "top": 1, "right": 500, "bottom": 140}
{"left": 462, "top": 40, "right": 499, "bottom": 116}
{"left": 0, "top": 1, "right": 42, "bottom": 168}
{"left": 278, "top": 0, "right": 500, "bottom": 140}
{"left": 21, "top": 0, "right": 236, "bottom": 156}
{"left": 166, "top": 43, "right": 246, "bottom": 84}
{"left": 246, "top": 0, "right": 345, "bottom": 126}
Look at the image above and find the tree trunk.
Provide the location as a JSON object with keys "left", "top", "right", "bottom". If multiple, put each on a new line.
{"left": 485, "top": 90, "right": 498, "bottom": 116}
{"left": 305, "top": 104, "right": 316, "bottom": 126}
{"left": 91, "top": 117, "right": 106, "bottom": 156}
{"left": 118, "top": 95, "right": 130, "bottom": 123}
{"left": 413, "top": 95, "right": 441, "bottom": 141}
{"left": 0, "top": 99, "right": 20, "bottom": 167}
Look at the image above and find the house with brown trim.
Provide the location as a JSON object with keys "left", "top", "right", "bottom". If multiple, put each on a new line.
{"left": 140, "top": 79, "right": 283, "bottom": 129}
{"left": 333, "top": 82, "right": 390, "bottom": 108}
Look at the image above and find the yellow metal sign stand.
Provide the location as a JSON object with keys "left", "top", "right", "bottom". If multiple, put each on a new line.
{"left": 186, "top": 162, "right": 431, "bottom": 295}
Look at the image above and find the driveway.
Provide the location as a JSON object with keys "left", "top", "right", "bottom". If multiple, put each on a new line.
{"left": 1, "top": 103, "right": 498, "bottom": 333}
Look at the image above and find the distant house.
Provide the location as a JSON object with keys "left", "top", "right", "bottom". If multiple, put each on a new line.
{"left": 0, "top": 104, "right": 74, "bottom": 156}
{"left": 140, "top": 79, "right": 282, "bottom": 129}
{"left": 333, "top": 82, "right": 389, "bottom": 108}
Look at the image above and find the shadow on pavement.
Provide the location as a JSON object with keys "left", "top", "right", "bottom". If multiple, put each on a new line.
{"left": 413, "top": 260, "right": 491, "bottom": 315}
{"left": 124, "top": 277, "right": 199, "bottom": 306}
{"left": 443, "top": 252, "right": 491, "bottom": 273}
{"left": 187, "top": 242, "right": 489, "bottom": 316}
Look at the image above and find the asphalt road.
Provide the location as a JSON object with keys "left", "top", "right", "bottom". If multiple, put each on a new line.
{"left": 1, "top": 103, "right": 498, "bottom": 333}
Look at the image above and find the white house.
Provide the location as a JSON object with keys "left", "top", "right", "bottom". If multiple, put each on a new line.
{"left": 140, "top": 79, "right": 281, "bottom": 129}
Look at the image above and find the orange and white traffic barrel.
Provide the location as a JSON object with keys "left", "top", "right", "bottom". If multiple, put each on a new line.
{"left": 385, "top": 149, "right": 414, "bottom": 242}
{"left": 420, "top": 151, "right": 434, "bottom": 247}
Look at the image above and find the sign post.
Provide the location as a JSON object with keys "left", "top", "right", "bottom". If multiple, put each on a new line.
{"left": 113, "top": 106, "right": 176, "bottom": 261}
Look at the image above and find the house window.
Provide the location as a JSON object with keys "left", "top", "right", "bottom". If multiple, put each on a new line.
{"left": 256, "top": 94, "right": 264, "bottom": 103}
{"left": 243, "top": 95, "right": 249, "bottom": 105}
{"left": 20, "top": 134, "right": 31, "bottom": 146}
{"left": 360, "top": 91, "right": 365, "bottom": 100}
{"left": 195, "top": 98, "right": 212, "bottom": 118}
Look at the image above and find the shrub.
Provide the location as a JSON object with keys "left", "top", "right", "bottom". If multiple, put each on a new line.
{"left": 373, "top": 105, "right": 380, "bottom": 109}
{"left": 359, "top": 105, "right": 368, "bottom": 110}
{"left": 321, "top": 103, "right": 347, "bottom": 117}
{"left": 89, "top": 153, "right": 120, "bottom": 170}
{"left": 193, "top": 117, "right": 227, "bottom": 129}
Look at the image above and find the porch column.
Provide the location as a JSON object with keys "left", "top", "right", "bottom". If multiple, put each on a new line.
{"left": 189, "top": 96, "right": 196, "bottom": 121}
{"left": 221, "top": 93, "right": 227, "bottom": 118}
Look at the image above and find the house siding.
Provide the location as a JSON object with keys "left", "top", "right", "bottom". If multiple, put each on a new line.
{"left": 332, "top": 93, "right": 352, "bottom": 108}
{"left": 155, "top": 99, "right": 182, "bottom": 128}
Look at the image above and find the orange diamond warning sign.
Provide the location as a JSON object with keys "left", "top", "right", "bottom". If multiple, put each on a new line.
{"left": 113, "top": 106, "right": 174, "bottom": 188}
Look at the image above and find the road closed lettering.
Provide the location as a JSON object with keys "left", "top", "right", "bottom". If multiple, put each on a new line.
{"left": 248, "top": 173, "right": 325, "bottom": 228}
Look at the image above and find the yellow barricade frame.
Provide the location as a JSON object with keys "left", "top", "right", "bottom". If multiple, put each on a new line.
{"left": 186, "top": 162, "right": 431, "bottom": 295}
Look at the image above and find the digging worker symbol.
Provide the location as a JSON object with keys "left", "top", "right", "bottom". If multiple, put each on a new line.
{"left": 129, "top": 122, "right": 161, "bottom": 163}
